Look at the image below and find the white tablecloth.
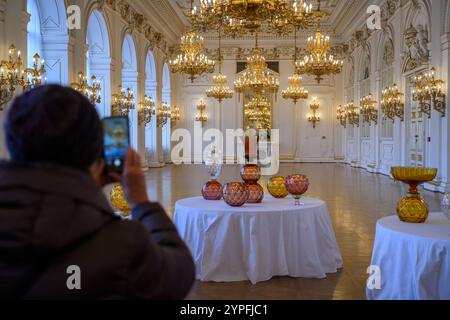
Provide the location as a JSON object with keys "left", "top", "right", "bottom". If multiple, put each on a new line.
{"left": 367, "top": 213, "right": 450, "bottom": 300}
{"left": 174, "top": 196, "right": 343, "bottom": 284}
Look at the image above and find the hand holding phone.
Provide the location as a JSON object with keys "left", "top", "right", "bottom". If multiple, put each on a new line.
{"left": 102, "top": 116, "right": 130, "bottom": 174}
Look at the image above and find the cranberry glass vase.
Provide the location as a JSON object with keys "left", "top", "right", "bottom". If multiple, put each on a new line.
{"left": 222, "top": 182, "right": 249, "bottom": 207}
{"left": 285, "top": 174, "right": 309, "bottom": 206}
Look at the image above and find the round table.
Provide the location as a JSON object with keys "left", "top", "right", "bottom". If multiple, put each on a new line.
{"left": 174, "top": 196, "right": 343, "bottom": 284}
{"left": 367, "top": 213, "right": 450, "bottom": 300}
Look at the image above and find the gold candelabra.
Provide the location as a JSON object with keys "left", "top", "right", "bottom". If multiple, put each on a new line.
{"left": 23, "top": 53, "right": 46, "bottom": 90}
{"left": 0, "top": 44, "right": 26, "bottom": 108}
{"left": 138, "top": 95, "right": 155, "bottom": 126}
{"left": 360, "top": 93, "right": 378, "bottom": 125}
{"left": 344, "top": 102, "right": 359, "bottom": 127}
{"left": 112, "top": 86, "right": 135, "bottom": 116}
{"left": 71, "top": 71, "right": 101, "bottom": 105}
{"left": 336, "top": 105, "right": 347, "bottom": 128}
{"left": 195, "top": 100, "right": 208, "bottom": 126}
{"left": 411, "top": 67, "right": 446, "bottom": 118}
{"left": 282, "top": 28, "right": 308, "bottom": 104}
{"left": 308, "top": 98, "right": 321, "bottom": 128}
{"left": 157, "top": 102, "right": 171, "bottom": 127}
{"left": 244, "top": 93, "right": 272, "bottom": 130}
{"left": 381, "top": 84, "right": 404, "bottom": 122}
{"left": 171, "top": 106, "right": 181, "bottom": 125}
{"left": 296, "top": 1, "right": 343, "bottom": 83}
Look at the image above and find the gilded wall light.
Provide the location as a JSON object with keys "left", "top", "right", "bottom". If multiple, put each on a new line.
{"left": 157, "top": 102, "right": 171, "bottom": 127}
{"left": 195, "top": 99, "right": 208, "bottom": 126}
{"left": 23, "top": 53, "right": 46, "bottom": 91}
{"left": 0, "top": 44, "right": 26, "bottom": 108}
{"left": 411, "top": 67, "right": 446, "bottom": 118}
{"left": 308, "top": 98, "right": 321, "bottom": 128}
{"left": 344, "top": 102, "right": 359, "bottom": 127}
{"left": 112, "top": 86, "right": 135, "bottom": 116}
{"left": 137, "top": 95, "right": 155, "bottom": 126}
{"left": 171, "top": 106, "right": 181, "bottom": 125}
{"left": 381, "top": 84, "right": 404, "bottom": 122}
{"left": 71, "top": 71, "right": 101, "bottom": 105}
{"left": 336, "top": 105, "right": 347, "bottom": 128}
{"left": 360, "top": 93, "right": 378, "bottom": 125}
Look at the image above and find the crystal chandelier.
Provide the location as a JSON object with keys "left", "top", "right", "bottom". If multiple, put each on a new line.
{"left": 296, "top": 0, "right": 343, "bottom": 83}
{"left": 234, "top": 33, "right": 279, "bottom": 100}
{"left": 112, "top": 86, "right": 135, "bottom": 116}
{"left": 360, "top": 93, "right": 378, "bottom": 125}
{"left": 71, "top": 71, "right": 101, "bottom": 105}
{"left": 381, "top": 84, "right": 404, "bottom": 122}
{"left": 206, "top": 29, "right": 233, "bottom": 103}
{"left": 244, "top": 93, "right": 272, "bottom": 130}
{"left": 138, "top": 95, "right": 155, "bottom": 126}
{"left": 282, "top": 28, "right": 308, "bottom": 104}
{"left": 157, "top": 102, "right": 171, "bottom": 127}
{"left": 411, "top": 67, "right": 446, "bottom": 118}
{"left": 188, "top": 0, "right": 313, "bottom": 36}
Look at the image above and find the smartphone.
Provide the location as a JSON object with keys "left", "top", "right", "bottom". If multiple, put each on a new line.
{"left": 102, "top": 116, "right": 130, "bottom": 174}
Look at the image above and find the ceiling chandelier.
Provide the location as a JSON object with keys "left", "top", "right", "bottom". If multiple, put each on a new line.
{"left": 282, "top": 28, "right": 308, "bottom": 104}
{"left": 296, "top": 0, "right": 343, "bottom": 83}
{"left": 206, "top": 28, "right": 233, "bottom": 103}
{"left": 188, "top": 0, "right": 313, "bottom": 37}
{"left": 234, "top": 33, "right": 279, "bottom": 100}
{"left": 244, "top": 93, "right": 272, "bottom": 130}
{"left": 169, "top": 31, "right": 215, "bottom": 82}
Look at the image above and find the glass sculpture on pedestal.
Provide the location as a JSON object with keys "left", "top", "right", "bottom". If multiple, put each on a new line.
{"left": 202, "top": 146, "right": 223, "bottom": 200}
{"left": 391, "top": 167, "right": 438, "bottom": 223}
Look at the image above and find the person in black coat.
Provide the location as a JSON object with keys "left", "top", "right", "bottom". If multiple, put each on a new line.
{"left": 0, "top": 85, "right": 195, "bottom": 300}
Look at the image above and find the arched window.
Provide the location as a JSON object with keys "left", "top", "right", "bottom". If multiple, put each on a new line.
{"left": 145, "top": 52, "right": 158, "bottom": 164}
{"left": 381, "top": 40, "right": 394, "bottom": 139}
{"left": 27, "top": 0, "right": 43, "bottom": 67}
{"left": 86, "top": 10, "right": 111, "bottom": 117}
{"left": 122, "top": 34, "right": 139, "bottom": 149}
{"left": 162, "top": 63, "right": 171, "bottom": 162}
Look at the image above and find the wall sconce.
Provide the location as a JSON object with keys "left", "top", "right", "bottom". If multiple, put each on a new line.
{"left": 360, "top": 93, "right": 378, "bottom": 125}
{"left": 336, "top": 105, "right": 347, "bottom": 128}
{"left": 195, "top": 100, "right": 208, "bottom": 126}
{"left": 157, "top": 102, "right": 171, "bottom": 127}
{"left": 344, "top": 101, "right": 359, "bottom": 127}
{"left": 171, "top": 106, "right": 181, "bottom": 125}
{"left": 138, "top": 95, "right": 155, "bottom": 126}
{"left": 381, "top": 84, "right": 404, "bottom": 122}
{"left": 112, "top": 85, "right": 135, "bottom": 116}
{"left": 71, "top": 71, "right": 101, "bottom": 105}
{"left": 411, "top": 67, "right": 446, "bottom": 118}
{"left": 23, "top": 53, "right": 46, "bottom": 91}
{"left": 308, "top": 98, "right": 321, "bottom": 128}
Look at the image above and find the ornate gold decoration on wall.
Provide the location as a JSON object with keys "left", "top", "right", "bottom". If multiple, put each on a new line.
{"left": 381, "top": 84, "right": 404, "bottom": 122}
{"left": 137, "top": 95, "right": 155, "bottom": 126}
{"left": 360, "top": 93, "right": 378, "bottom": 125}
{"left": 157, "top": 102, "right": 171, "bottom": 127}
{"left": 112, "top": 86, "right": 135, "bottom": 116}
{"left": 71, "top": 72, "right": 101, "bottom": 105}
{"left": 195, "top": 100, "right": 208, "bottom": 126}
{"left": 171, "top": 106, "right": 181, "bottom": 125}
{"left": 23, "top": 53, "right": 46, "bottom": 90}
{"left": 308, "top": 98, "right": 320, "bottom": 128}
{"left": 411, "top": 67, "right": 446, "bottom": 118}
{"left": 343, "top": 102, "right": 359, "bottom": 127}
{"left": 336, "top": 105, "right": 347, "bottom": 128}
{"left": 296, "top": 0, "right": 343, "bottom": 83}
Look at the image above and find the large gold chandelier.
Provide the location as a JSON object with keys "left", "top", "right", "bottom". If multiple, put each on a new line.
{"left": 188, "top": 0, "right": 313, "bottom": 36}
{"left": 234, "top": 33, "right": 279, "bottom": 100}
{"left": 206, "top": 29, "right": 233, "bottom": 103}
{"left": 244, "top": 92, "right": 272, "bottom": 129}
{"left": 296, "top": 0, "right": 343, "bottom": 83}
{"left": 282, "top": 28, "right": 308, "bottom": 104}
{"left": 169, "top": 31, "right": 215, "bottom": 83}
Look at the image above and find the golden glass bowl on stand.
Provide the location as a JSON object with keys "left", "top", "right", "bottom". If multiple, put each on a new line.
{"left": 391, "top": 167, "right": 438, "bottom": 223}
{"left": 110, "top": 184, "right": 131, "bottom": 217}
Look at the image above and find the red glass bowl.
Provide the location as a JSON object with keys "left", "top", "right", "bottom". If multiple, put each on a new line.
{"left": 246, "top": 183, "right": 264, "bottom": 203}
{"left": 202, "top": 180, "right": 223, "bottom": 201}
{"left": 222, "top": 182, "right": 249, "bottom": 207}
{"left": 285, "top": 174, "right": 309, "bottom": 205}
{"left": 240, "top": 164, "right": 261, "bottom": 183}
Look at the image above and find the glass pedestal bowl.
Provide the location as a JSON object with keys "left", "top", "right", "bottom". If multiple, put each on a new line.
{"left": 285, "top": 175, "right": 309, "bottom": 206}
{"left": 391, "top": 167, "right": 438, "bottom": 223}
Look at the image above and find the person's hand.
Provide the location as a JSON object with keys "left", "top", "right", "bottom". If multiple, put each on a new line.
{"left": 111, "top": 148, "right": 150, "bottom": 207}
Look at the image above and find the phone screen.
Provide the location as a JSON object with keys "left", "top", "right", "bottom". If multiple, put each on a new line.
{"left": 102, "top": 116, "right": 130, "bottom": 173}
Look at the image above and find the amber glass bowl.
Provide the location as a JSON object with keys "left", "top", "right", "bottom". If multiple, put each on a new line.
{"left": 267, "top": 176, "right": 288, "bottom": 198}
{"left": 391, "top": 167, "right": 438, "bottom": 223}
{"left": 110, "top": 185, "right": 131, "bottom": 217}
